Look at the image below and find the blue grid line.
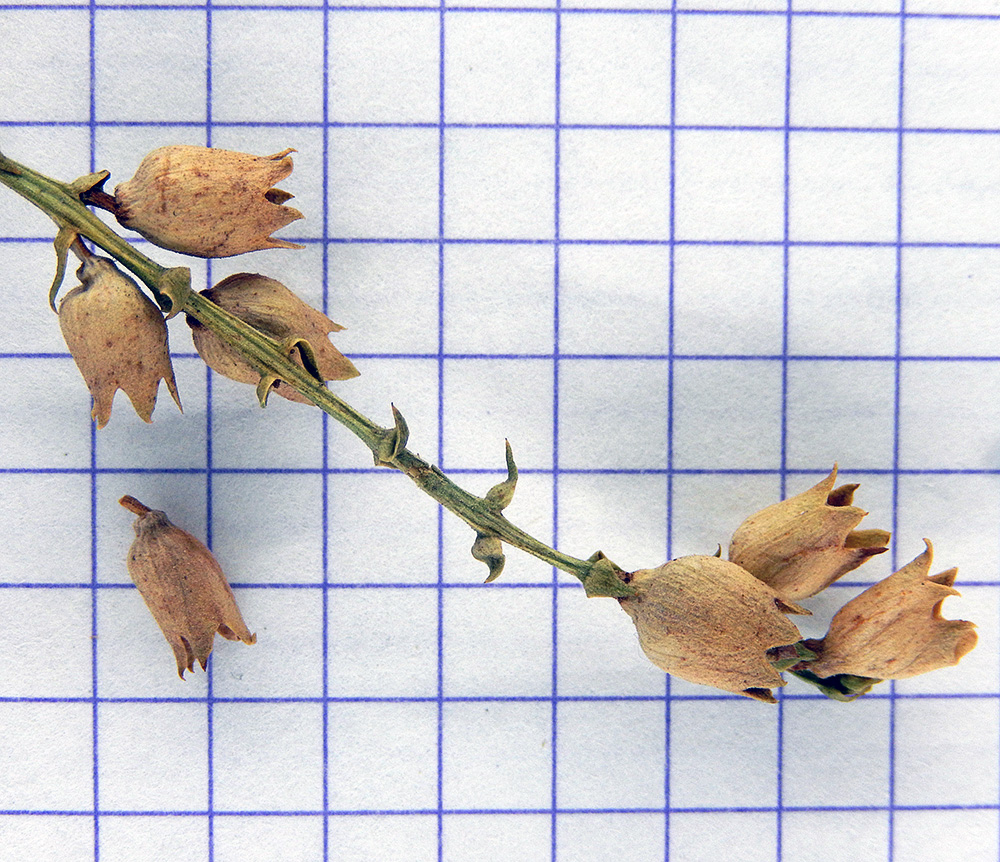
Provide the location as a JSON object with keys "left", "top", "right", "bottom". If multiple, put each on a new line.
{"left": 16, "top": 350, "right": 1000, "bottom": 365}
{"left": 663, "top": 1, "right": 677, "bottom": 857}
{"left": 887, "top": 6, "right": 907, "bottom": 858}
{"left": 6, "top": 577, "right": 998, "bottom": 590}
{"left": 5, "top": 2, "right": 1000, "bottom": 21}
{"left": 203, "top": 2, "right": 217, "bottom": 857}
{"left": 10, "top": 235, "right": 1000, "bottom": 249}
{"left": 3, "top": 689, "right": 999, "bottom": 705}
{"left": 3, "top": 800, "right": 999, "bottom": 816}
{"left": 18, "top": 351, "right": 1000, "bottom": 362}
{"left": 775, "top": 4, "right": 792, "bottom": 858}
{"left": 11, "top": 465, "right": 1000, "bottom": 479}
{"left": 436, "top": 2, "right": 447, "bottom": 856}
{"left": 5, "top": 578, "right": 1000, "bottom": 590}
{"left": 86, "top": 0, "right": 100, "bottom": 855}
{"left": 550, "top": 0, "right": 562, "bottom": 854}
{"left": 320, "top": 0, "right": 331, "bottom": 854}
{"left": 10, "top": 118, "right": 1000, "bottom": 136}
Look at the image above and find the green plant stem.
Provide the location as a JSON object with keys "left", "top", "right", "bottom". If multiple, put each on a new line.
{"left": 0, "top": 150, "right": 624, "bottom": 593}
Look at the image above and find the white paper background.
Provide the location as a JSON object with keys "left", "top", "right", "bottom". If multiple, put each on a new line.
{"left": 1, "top": 3, "right": 999, "bottom": 861}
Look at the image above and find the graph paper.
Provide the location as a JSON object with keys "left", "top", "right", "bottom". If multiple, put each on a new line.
{"left": 2, "top": 1, "right": 1000, "bottom": 859}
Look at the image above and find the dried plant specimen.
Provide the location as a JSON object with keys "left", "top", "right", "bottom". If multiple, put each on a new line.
{"left": 0, "top": 145, "right": 980, "bottom": 702}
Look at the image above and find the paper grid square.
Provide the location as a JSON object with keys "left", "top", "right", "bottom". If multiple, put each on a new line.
{"left": 327, "top": 702, "right": 438, "bottom": 811}
{"left": 443, "top": 815, "right": 551, "bottom": 862}
{"left": 0, "top": 703, "right": 93, "bottom": 811}
{"left": 559, "top": 245, "right": 670, "bottom": 356}
{"left": 0, "top": 11, "right": 90, "bottom": 122}
{"left": 445, "top": 12, "right": 555, "bottom": 125}
{"left": 94, "top": 10, "right": 207, "bottom": 122}
{"left": 212, "top": 11, "right": 324, "bottom": 123}
{"left": 560, "top": 14, "right": 671, "bottom": 126}
{"left": 674, "top": 13, "right": 786, "bottom": 126}
{"left": 3, "top": 816, "right": 94, "bottom": 861}
{"left": 327, "top": 128, "right": 440, "bottom": 238}
{"left": 669, "top": 700, "right": 778, "bottom": 809}
{"left": 674, "top": 130, "right": 785, "bottom": 241}
{"left": 213, "top": 703, "right": 325, "bottom": 812}
{"left": 443, "top": 244, "right": 554, "bottom": 355}
{"left": 789, "top": 131, "right": 898, "bottom": 242}
{"left": 556, "top": 474, "right": 669, "bottom": 574}
{"left": 98, "top": 817, "right": 209, "bottom": 862}
{"left": 327, "top": 587, "right": 439, "bottom": 697}
{"left": 790, "top": 15, "right": 900, "bottom": 128}
{"left": 787, "top": 246, "right": 898, "bottom": 357}
{"left": 442, "top": 702, "right": 552, "bottom": 808}
{"left": 560, "top": 129, "right": 672, "bottom": 240}
{"left": 442, "top": 588, "right": 553, "bottom": 696}
{"left": 668, "top": 813, "right": 776, "bottom": 862}
{"left": 98, "top": 703, "right": 208, "bottom": 811}
{"left": 443, "top": 358, "right": 554, "bottom": 469}
{"left": 556, "top": 701, "right": 666, "bottom": 809}
{"left": 444, "top": 129, "right": 555, "bottom": 239}
{"left": 328, "top": 816, "right": 438, "bottom": 862}
{"left": 673, "top": 245, "right": 784, "bottom": 356}
{"left": 214, "top": 816, "right": 324, "bottom": 862}
{"left": 329, "top": 11, "right": 440, "bottom": 124}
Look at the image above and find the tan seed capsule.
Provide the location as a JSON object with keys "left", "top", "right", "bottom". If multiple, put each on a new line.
{"left": 113, "top": 145, "right": 304, "bottom": 258}
{"left": 188, "top": 272, "right": 359, "bottom": 403}
{"left": 58, "top": 256, "right": 181, "bottom": 428}
{"left": 121, "top": 495, "right": 256, "bottom": 678}
{"left": 619, "top": 555, "right": 808, "bottom": 702}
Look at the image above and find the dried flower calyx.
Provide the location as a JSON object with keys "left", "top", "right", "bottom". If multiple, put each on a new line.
{"left": 188, "top": 273, "right": 359, "bottom": 403}
{"left": 121, "top": 495, "right": 256, "bottom": 678}
{"left": 729, "top": 467, "right": 890, "bottom": 601}
{"left": 58, "top": 256, "right": 181, "bottom": 428}
{"left": 113, "top": 145, "right": 304, "bottom": 258}
{"left": 619, "top": 555, "right": 808, "bottom": 702}
{"left": 805, "top": 540, "right": 976, "bottom": 681}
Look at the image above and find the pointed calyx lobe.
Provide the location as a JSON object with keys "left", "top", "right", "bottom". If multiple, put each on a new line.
{"left": 728, "top": 466, "right": 890, "bottom": 601}
{"left": 472, "top": 440, "right": 519, "bottom": 584}
{"left": 120, "top": 495, "right": 256, "bottom": 678}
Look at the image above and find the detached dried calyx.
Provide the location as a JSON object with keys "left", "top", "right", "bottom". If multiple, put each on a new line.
{"left": 121, "top": 495, "right": 255, "bottom": 678}
{"left": 58, "top": 255, "right": 181, "bottom": 428}
{"left": 113, "top": 145, "right": 303, "bottom": 258}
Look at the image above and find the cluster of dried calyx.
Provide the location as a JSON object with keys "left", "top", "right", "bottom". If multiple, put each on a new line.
{"left": 2, "top": 144, "right": 976, "bottom": 697}
{"left": 621, "top": 468, "right": 976, "bottom": 701}
{"left": 44, "top": 146, "right": 361, "bottom": 673}
{"left": 55, "top": 146, "right": 358, "bottom": 427}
